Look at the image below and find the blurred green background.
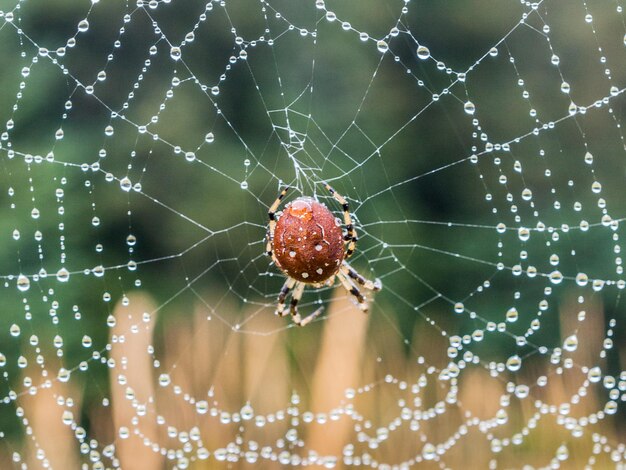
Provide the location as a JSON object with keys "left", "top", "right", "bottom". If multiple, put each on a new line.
{"left": 0, "top": 0, "right": 625, "bottom": 467}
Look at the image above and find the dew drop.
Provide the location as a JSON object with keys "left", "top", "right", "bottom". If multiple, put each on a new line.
{"left": 120, "top": 177, "right": 132, "bottom": 192}
{"left": 549, "top": 270, "right": 563, "bottom": 284}
{"left": 17, "top": 275, "right": 30, "bottom": 292}
{"left": 417, "top": 45, "right": 430, "bottom": 60}
{"left": 10, "top": 324, "right": 21, "bottom": 337}
{"left": 159, "top": 373, "right": 171, "bottom": 387}
{"left": 518, "top": 227, "right": 530, "bottom": 242}
{"left": 563, "top": 334, "right": 578, "bottom": 352}
{"left": 575, "top": 272, "right": 588, "bottom": 286}
{"left": 588, "top": 366, "right": 601, "bottom": 382}
{"left": 376, "top": 40, "right": 389, "bottom": 53}
{"left": 170, "top": 47, "right": 182, "bottom": 61}
{"left": 77, "top": 19, "right": 89, "bottom": 33}
{"left": 422, "top": 443, "right": 436, "bottom": 460}
{"left": 62, "top": 410, "right": 73, "bottom": 425}
{"left": 506, "top": 355, "right": 522, "bottom": 372}
{"left": 56, "top": 268, "right": 70, "bottom": 282}
{"left": 58, "top": 368, "right": 71, "bottom": 382}
{"left": 196, "top": 400, "right": 208, "bottom": 414}
{"left": 463, "top": 101, "right": 475, "bottom": 115}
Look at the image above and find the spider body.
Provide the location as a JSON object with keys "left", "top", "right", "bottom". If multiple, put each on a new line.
{"left": 266, "top": 185, "right": 381, "bottom": 326}
{"left": 273, "top": 197, "right": 344, "bottom": 284}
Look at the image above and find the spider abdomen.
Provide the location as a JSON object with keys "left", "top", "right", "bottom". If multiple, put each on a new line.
{"left": 273, "top": 197, "right": 345, "bottom": 284}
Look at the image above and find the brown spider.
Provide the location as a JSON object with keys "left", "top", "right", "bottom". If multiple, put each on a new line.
{"left": 266, "top": 184, "right": 382, "bottom": 326}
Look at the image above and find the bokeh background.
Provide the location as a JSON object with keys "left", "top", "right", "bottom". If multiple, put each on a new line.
{"left": 0, "top": 0, "right": 625, "bottom": 468}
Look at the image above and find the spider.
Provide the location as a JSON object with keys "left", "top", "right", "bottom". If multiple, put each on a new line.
{"left": 266, "top": 184, "right": 382, "bottom": 326}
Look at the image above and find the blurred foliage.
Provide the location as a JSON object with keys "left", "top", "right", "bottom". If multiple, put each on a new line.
{"left": 0, "top": 0, "right": 625, "bottom": 465}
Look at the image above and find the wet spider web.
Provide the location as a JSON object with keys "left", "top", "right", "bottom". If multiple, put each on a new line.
{"left": 1, "top": 0, "right": 626, "bottom": 468}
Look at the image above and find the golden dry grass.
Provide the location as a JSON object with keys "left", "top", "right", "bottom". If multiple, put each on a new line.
{"left": 9, "top": 289, "right": 625, "bottom": 469}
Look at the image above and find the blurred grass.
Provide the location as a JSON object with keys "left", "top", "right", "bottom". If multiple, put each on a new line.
{"left": 7, "top": 289, "right": 622, "bottom": 468}
{"left": 0, "top": 0, "right": 626, "bottom": 467}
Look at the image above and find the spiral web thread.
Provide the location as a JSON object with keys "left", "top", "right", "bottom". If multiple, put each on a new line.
{"left": 1, "top": 0, "right": 626, "bottom": 468}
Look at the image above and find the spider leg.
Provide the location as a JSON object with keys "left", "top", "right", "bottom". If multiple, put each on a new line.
{"left": 324, "top": 183, "right": 357, "bottom": 258}
{"left": 287, "top": 281, "right": 324, "bottom": 326}
{"left": 337, "top": 270, "right": 369, "bottom": 313}
{"left": 276, "top": 277, "right": 297, "bottom": 317}
{"left": 341, "top": 261, "right": 382, "bottom": 291}
{"left": 288, "top": 281, "right": 306, "bottom": 323}
{"left": 266, "top": 186, "right": 289, "bottom": 256}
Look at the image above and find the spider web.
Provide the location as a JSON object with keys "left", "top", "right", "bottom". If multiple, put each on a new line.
{"left": 1, "top": 0, "right": 626, "bottom": 467}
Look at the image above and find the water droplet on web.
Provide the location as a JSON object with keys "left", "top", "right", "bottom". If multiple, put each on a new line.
{"left": 55, "top": 128, "right": 64, "bottom": 140}
{"left": 205, "top": 132, "right": 215, "bottom": 143}
{"left": 57, "top": 268, "right": 70, "bottom": 282}
{"left": 240, "top": 181, "right": 248, "bottom": 190}
{"left": 563, "top": 334, "right": 578, "bottom": 352}
{"left": 376, "top": 40, "right": 388, "bottom": 53}
{"left": 118, "top": 426, "right": 130, "bottom": 439}
{"left": 506, "top": 307, "right": 518, "bottom": 322}
{"left": 591, "top": 181, "right": 601, "bottom": 193}
{"left": 159, "top": 373, "right": 171, "bottom": 387}
{"left": 506, "top": 355, "right": 522, "bottom": 372}
{"left": 453, "top": 302, "right": 464, "bottom": 313}
{"left": 463, "top": 101, "right": 475, "bottom": 115}
{"left": 549, "top": 270, "right": 563, "bottom": 284}
{"left": 241, "top": 404, "right": 254, "bottom": 420}
{"left": 170, "top": 47, "right": 182, "bottom": 61}
{"left": 518, "top": 227, "right": 530, "bottom": 241}
{"left": 78, "top": 19, "right": 89, "bottom": 33}
{"left": 422, "top": 443, "right": 436, "bottom": 460}
{"left": 93, "top": 265, "right": 105, "bottom": 277}
{"left": 417, "top": 45, "right": 430, "bottom": 60}
{"left": 58, "top": 368, "right": 71, "bottom": 382}
{"left": 575, "top": 272, "right": 588, "bottom": 286}
{"left": 10, "top": 324, "right": 21, "bottom": 337}
{"left": 196, "top": 400, "right": 208, "bottom": 414}
{"left": 12, "top": 229, "right": 20, "bottom": 240}
{"left": 120, "top": 177, "right": 132, "bottom": 192}
{"left": 17, "top": 275, "right": 30, "bottom": 292}
{"left": 588, "top": 366, "right": 601, "bottom": 382}
{"left": 82, "top": 335, "right": 92, "bottom": 348}
{"left": 568, "top": 102, "right": 577, "bottom": 115}
{"left": 60, "top": 410, "right": 74, "bottom": 426}
{"left": 185, "top": 152, "right": 196, "bottom": 162}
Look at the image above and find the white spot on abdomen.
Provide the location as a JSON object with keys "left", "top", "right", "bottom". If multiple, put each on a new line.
{"left": 302, "top": 272, "right": 309, "bottom": 279}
